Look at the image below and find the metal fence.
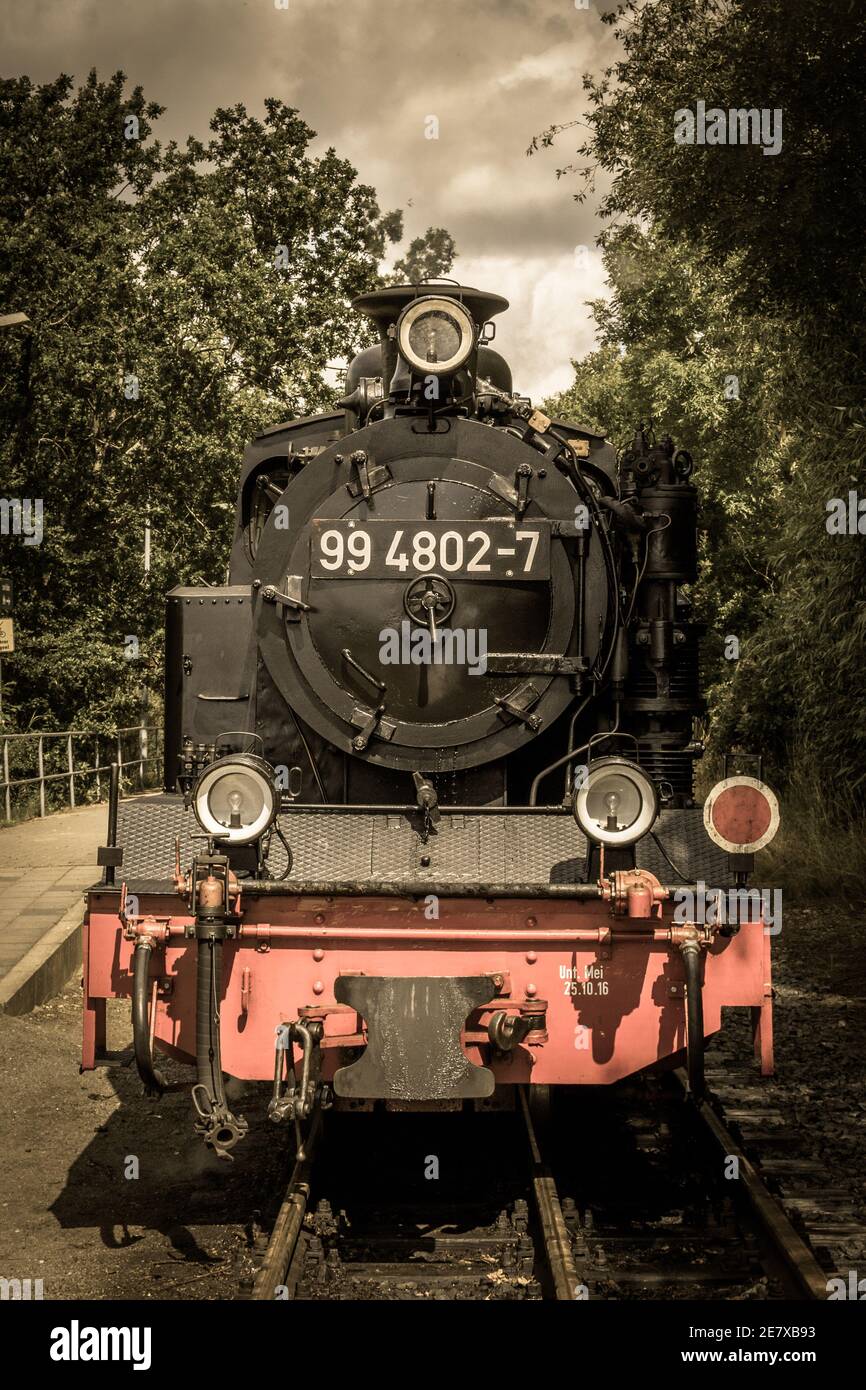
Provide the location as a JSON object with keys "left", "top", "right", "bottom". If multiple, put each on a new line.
{"left": 0, "top": 725, "right": 162, "bottom": 823}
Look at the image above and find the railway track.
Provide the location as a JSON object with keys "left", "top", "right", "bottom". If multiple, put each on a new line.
{"left": 248, "top": 1109, "right": 322, "bottom": 1301}
{"left": 518, "top": 1085, "right": 585, "bottom": 1300}
{"left": 673, "top": 1069, "right": 830, "bottom": 1301}
{"left": 243, "top": 1059, "right": 862, "bottom": 1302}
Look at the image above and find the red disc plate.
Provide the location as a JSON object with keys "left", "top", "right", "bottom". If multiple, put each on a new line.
{"left": 703, "top": 776, "right": 780, "bottom": 854}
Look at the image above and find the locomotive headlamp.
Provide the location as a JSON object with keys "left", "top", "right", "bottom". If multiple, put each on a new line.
{"left": 192, "top": 754, "right": 278, "bottom": 846}
{"left": 396, "top": 296, "right": 475, "bottom": 375}
{"left": 573, "top": 756, "right": 659, "bottom": 848}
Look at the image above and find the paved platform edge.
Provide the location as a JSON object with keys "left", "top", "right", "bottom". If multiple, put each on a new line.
{"left": 0, "top": 900, "right": 84, "bottom": 1016}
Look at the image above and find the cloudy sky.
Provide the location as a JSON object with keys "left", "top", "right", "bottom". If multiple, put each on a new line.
{"left": 3, "top": 0, "right": 621, "bottom": 399}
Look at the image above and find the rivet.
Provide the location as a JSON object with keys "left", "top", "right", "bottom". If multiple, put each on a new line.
{"left": 313, "top": 980, "right": 324, "bottom": 995}
{"left": 526, "top": 950, "right": 537, "bottom": 964}
{"left": 526, "top": 916, "right": 537, "bottom": 929}
{"left": 315, "top": 913, "right": 324, "bottom": 924}
{"left": 526, "top": 982, "right": 537, "bottom": 998}
{"left": 313, "top": 947, "right": 324, "bottom": 961}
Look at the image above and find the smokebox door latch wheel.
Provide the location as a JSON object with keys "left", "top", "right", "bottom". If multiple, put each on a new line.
{"left": 403, "top": 573, "right": 456, "bottom": 638}
{"left": 332, "top": 975, "right": 497, "bottom": 1100}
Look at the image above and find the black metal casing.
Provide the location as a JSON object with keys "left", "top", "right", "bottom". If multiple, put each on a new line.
{"left": 162, "top": 285, "right": 705, "bottom": 819}
{"left": 163, "top": 587, "right": 255, "bottom": 791}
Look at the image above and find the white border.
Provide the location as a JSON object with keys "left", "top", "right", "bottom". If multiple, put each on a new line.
{"left": 574, "top": 756, "right": 659, "bottom": 848}
{"left": 194, "top": 761, "right": 276, "bottom": 845}
{"left": 397, "top": 297, "right": 475, "bottom": 375}
{"left": 703, "top": 775, "right": 780, "bottom": 854}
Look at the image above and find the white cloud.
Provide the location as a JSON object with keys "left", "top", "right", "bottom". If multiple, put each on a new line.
{"left": 4, "top": 0, "right": 620, "bottom": 406}
{"left": 495, "top": 46, "right": 583, "bottom": 93}
{"left": 455, "top": 249, "right": 610, "bottom": 402}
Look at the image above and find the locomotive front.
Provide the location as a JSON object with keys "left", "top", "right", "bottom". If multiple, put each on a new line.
{"left": 82, "top": 283, "right": 780, "bottom": 1157}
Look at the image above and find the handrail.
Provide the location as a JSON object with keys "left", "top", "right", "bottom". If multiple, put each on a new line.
{"left": 0, "top": 724, "right": 162, "bottom": 822}
{"left": 0, "top": 725, "right": 153, "bottom": 739}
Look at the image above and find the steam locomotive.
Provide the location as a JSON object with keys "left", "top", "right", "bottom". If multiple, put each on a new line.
{"left": 82, "top": 283, "right": 780, "bottom": 1157}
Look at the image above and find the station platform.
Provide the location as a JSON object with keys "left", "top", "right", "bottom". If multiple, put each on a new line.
{"left": 0, "top": 802, "right": 105, "bottom": 1014}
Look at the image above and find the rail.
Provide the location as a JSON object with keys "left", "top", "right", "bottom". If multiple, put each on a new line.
{"left": 0, "top": 725, "right": 162, "bottom": 822}
{"left": 249, "top": 1109, "right": 322, "bottom": 1300}
{"left": 673, "top": 1069, "right": 829, "bottom": 1300}
{"left": 519, "top": 1086, "right": 584, "bottom": 1300}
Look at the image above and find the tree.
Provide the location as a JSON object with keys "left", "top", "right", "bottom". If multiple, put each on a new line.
{"left": 538, "top": 1, "right": 866, "bottom": 811}
{"left": 533, "top": 0, "right": 866, "bottom": 326}
{"left": 0, "top": 72, "right": 166, "bottom": 731}
{"left": 0, "top": 73, "right": 445, "bottom": 734}
{"left": 389, "top": 227, "right": 457, "bottom": 285}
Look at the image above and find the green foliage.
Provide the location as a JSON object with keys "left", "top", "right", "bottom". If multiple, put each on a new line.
{"left": 541, "top": 0, "right": 866, "bottom": 812}
{"left": 0, "top": 72, "right": 455, "bottom": 734}
{"left": 540, "top": 0, "right": 866, "bottom": 320}
{"left": 762, "top": 767, "right": 866, "bottom": 901}
{"left": 390, "top": 227, "right": 457, "bottom": 285}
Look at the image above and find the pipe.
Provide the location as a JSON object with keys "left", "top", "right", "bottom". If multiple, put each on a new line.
{"left": 229, "top": 878, "right": 602, "bottom": 898}
{"left": 274, "top": 801, "right": 574, "bottom": 816}
{"left": 680, "top": 939, "right": 705, "bottom": 1102}
{"left": 195, "top": 937, "right": 224, "bottom": 1110}
{"left": 287, "top": 705, "right": 327, "bottom": 803}
{"left": 562, "top": 693, "right": 593, "bottom": 801}
{"left": 239, "top": 923, "right": 619, "bottom": 943}
{"left": 191, "top": 920, "right": 248, "bottom": 1156}
{"left": 132, "top": 939, "right": 166, "bottom": 1095}
{"left": 127, "top": 921, "right": 687, "bottom": 944}
{"left": 102, "top": 762, "right": 120, "bottom": 887}
{"left": 530, "top": 703, "right": 620, "bottom": 806}
{"left": 575, "top": 532, "right": 586, "bottom": 667}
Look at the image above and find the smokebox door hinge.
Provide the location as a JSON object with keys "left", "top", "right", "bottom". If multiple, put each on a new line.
{"left": 494, "top": 681, "right": 542, "bottom": 731}
{"left": 346, "top": 450, "right": 392, "bottom": 499}
{"left": 262, "top": 576, "right": 311, "bottom": 621}
{"left": 350, "top": 703, "right": 397, "bottom": 751}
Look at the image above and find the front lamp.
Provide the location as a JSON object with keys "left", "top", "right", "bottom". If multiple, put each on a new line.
{"left": 192, "top": 754, "right": 278, "bottom": 846}
{"left": 573, "top": 756, "right": 659, "bottom": 848}
{"left": 396, "top": 296, "right": 475, "bottom": 376}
